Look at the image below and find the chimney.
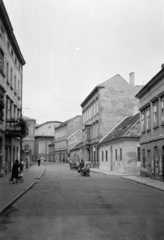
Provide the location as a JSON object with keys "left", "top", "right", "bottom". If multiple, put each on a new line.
{"left": 161, "top": 63, "right": 164, "bottom": 69}
{"left": 129, "top": 72, "right": 135, "bottom": 86}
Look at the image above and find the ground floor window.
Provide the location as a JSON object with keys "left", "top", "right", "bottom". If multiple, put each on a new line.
{"left": 102, "top": 151, "right": 104, "bottom": 162}
{"left": 120, "top": 148, "right": 122, "bottom": 161}
{"left": 142, "top": 149, "right": 145, "bottom": 166}
{"left": 115, "top": 149, "right": 117, "bottom": 161}
{"left": 154, "top": 146, "right": 159, "bottom": 166}
{"left": 106, "top": 150, "right": 108, "bottom": 162}
{"left": 137, "top": 147, "right": 140, "bottom": 161}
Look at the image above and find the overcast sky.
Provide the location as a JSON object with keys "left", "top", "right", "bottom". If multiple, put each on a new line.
{"left": 4, "top": 0, "right": 164, "bottom": 124}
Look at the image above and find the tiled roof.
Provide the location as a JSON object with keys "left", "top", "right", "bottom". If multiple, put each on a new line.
{"left": 100, "top": 113, "right": 140, "bottom": 145}
{"left": 35, "top": 121, "right": 61, "bottom": 129}
{"left": 55, "top": 115, "right": 81, "bottom": 130}
{"left": 70, "top": 141, "right": 83, "bottom": 151}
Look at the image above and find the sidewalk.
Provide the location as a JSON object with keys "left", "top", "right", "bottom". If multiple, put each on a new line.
{"left": 90, "top": 168, "right": 164, "bottom": 192}
{"left": 0, "top": 164, "right": 46, "bottom": 215}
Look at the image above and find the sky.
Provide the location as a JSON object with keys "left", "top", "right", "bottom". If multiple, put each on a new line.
{"left": 4, "top": 0, "right": 164, "bottom": 124}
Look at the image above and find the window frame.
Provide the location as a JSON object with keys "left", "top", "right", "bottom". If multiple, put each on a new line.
{"left": 146, "top": 106, "right": 150, "bottom": 130}
{"left": 0, "top": 49, "right": 5, "bottom": 77}
{"left": 153, "top": 101, "right": 158, "bottom": 127}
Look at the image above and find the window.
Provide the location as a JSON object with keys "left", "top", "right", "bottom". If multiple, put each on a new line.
{"left": 115, "top": 149, "right": 117, "bottom": 161}
{"left": 0, "top": 49, "right": 4, "bottom": 74}
{"left": 161, "top": 97, "right": 164, "bottom": 122}
{"left": 93, "top": 101, "right": 96, "bottom": 115}
{"left": 10, "top": 69, "right": 13, "bottom": 87}
{"left": 137, "top": 147, "right": 140, "bottom": 161}
{"left": 154, "top": 147, "right": 158, "bottom": 166}
{"left": 153, "top": 101, "right": 158, "bottom": 126}
{"left": 120, "top": 148, "right": 122, "bottom": 161}
{"left": 102, "top": 151, "right": 104, "bottom": 162}
{"left": 146, "top": 107, "right": 150, "bottom": 130}
{"left": 141, "top": 111, "right": 145, "bottom": 131}
{"left": 96, "top": 99, "right": 99, "bottom": 114}
{"left": 6, "top": 62, "right": 9, "bottom": 83}
{"left": 106, "top": 150, "right": 108, "bottom": 162}
{"left": 0, "top": 25, "right": 5, "bottom": 42}
{"left": 142, "top": 149, "right": 146, "bottom": 166}
{"left": 147, "top": 150, "right": 151, "bottom": 166}
{"left": 7, "top": 41, "right": 10, "bottom": 51}
{"left": 14, "top": 75, "right": 16, "bottom": 92}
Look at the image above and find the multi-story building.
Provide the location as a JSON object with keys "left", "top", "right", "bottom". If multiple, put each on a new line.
{"left": 35, "top": 121, "right": 61, "bottom": 161}
{"left": 136, "top": 65, "right": 164, "bottom": 182}
{"left": 99, "top": 113, "right": 141, "bottom": 174}
{"left": 55, "top": 115, "right": 82, "bottom": 162}
{"left": 81, "top": 73, "right": 142, "bottom": 167}
{"left": 22, "top": 117, "right": 36, "bottom": 165}
{"left": 0, "top": 0, "right": 26, "bottom": 176}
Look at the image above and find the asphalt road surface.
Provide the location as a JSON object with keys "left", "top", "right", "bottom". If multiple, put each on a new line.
{"left": 0, "top": 163, "right": 164, "bottom": 240}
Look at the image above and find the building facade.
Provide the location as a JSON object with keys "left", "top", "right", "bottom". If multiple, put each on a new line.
{"left": 0, "top": 0, "right": 26, "bottom": 176}
{"left": 99, "top": 113, "right": 141, "bottom": 174}
{"left": 48, "top": 143, "right": 55, "bottom": 162}
{"left": 81, "top": 73, "right": 142, "bottom": 167}
{"left": 70, "top": 141, "right": 83, "bottom": 163}
{"left": 35, "top": 121, "right": 61, "bottom": 161}
{"left": 22, "top": 117, "right": 36, "bottom": 165}
{"left": 136, "top": 65, "right": 164, "bottom": 182}
{"left": 55, "top": 115, "right": 82, "bottom": 162}
{"left": 67, "top": 129, "right": 82, "bottom": 157}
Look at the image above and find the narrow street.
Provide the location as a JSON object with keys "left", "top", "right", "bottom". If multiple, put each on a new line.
{"left": 0, "top": 163, "right": 164, "bottom": 240}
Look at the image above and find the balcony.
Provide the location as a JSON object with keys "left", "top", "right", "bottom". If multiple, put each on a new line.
{"left": 6, "top": 118, "right": 28, "bottom": 138}
{"left": 0, "top": 99, "right": 4, "bottom": 108}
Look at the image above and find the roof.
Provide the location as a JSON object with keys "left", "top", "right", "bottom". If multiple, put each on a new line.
{"left": 0, "top": 0, "right": 25, "bottom": 65}
{"left": 35, "top": 121, "right": 62, "bottom": 129}
{"left": 81, "top": 85, "right": 104, "bottom": 107}
{"left": 67, "top": 129, "right": 82, "bottom": 140}
{"left": 99, "top": 113, "right": 140, "bottom": 145}
{"left": 55, "top": 115, "right": 81, "bottom": 130}
{"left": 70, "top": 141, "right": 83, "bottom": 151}
{"left": 135, "top": 66, "right": 164, "bottom": 99}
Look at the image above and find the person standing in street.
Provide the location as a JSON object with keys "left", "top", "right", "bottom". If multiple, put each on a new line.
{"left": 25, "top": 158, "right": 29, "bottom": 171}
{"left": 37, "top": 158, "right": 41, "bottom": 166}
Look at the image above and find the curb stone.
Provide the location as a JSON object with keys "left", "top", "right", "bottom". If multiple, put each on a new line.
{"left": 0, "top": 168, "right": 46, "bottom": 216}
{"left": 121, "top": 176, "right": 164, "bottom": 193}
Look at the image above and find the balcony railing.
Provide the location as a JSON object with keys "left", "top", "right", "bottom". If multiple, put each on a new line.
{"left": 6, "top": 118, "right": 28, "bottom": 138}
{"left": 0, "top": 99, "right": 4, "bottom": 108}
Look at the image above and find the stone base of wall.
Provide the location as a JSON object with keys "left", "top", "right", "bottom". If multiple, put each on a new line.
{"left": 124, "top": 166, "right": 140, "bottom": 175}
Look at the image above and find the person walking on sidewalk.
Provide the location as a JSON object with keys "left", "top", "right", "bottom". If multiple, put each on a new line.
{"left": 37, "top": 158, "right": 41, "bottom": 166}
{"left": 25, "top": 158, "right": 29, "bottom": 171}
{"left": 12, "top": 159, "right": 20, "bottom": 184}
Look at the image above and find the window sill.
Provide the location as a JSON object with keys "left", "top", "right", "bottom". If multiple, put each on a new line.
{"left": 146, "top": 129, "right": 151, "bottom": 132}
{"left": 153, "top": 125, "right": 159, "bottom": 129}
{"left": 141, "top": 130, "right": 146, "bottom": 134}
{"left": 14, "top": 91, "right": 17, "bottom": 95}
{"left": 6, "top": 80, "right": 10, "bottom": 85}
{"left": 10, "top": 86, "right": 13, "bottom": 90}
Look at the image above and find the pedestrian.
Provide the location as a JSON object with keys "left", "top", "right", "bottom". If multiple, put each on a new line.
{"left": 25, "top": 158, "right": 29, "bottom": 171}
{"left": 11, "top": 159, "right": 20, "bottom": 184}
{"left": 37, "top": 158, "right": 41, "bottom": 166}
{"left": 19, "top": 159, "right": 24, "bottom": 172}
